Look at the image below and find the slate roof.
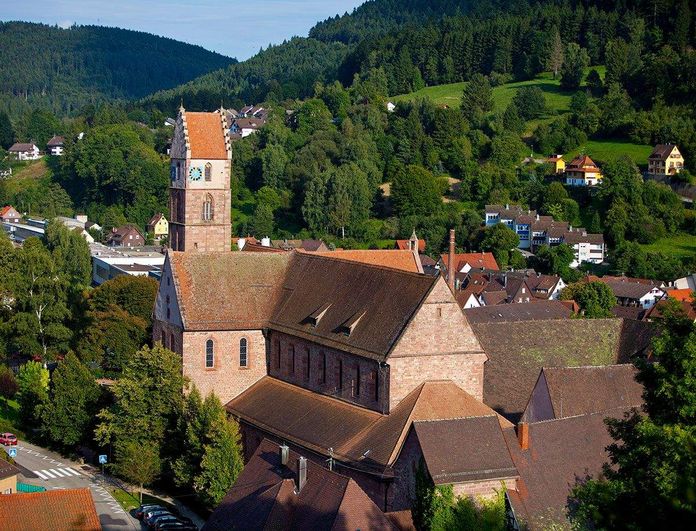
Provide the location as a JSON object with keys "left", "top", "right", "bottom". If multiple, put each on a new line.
{"left": 505, "top": 411, "right": 620, "bottom": 529}
{"left": 472, "top": 318, "right": 655, "bottom": 422}
{"left": 463, "top": 301, "right": 573, "bottom": 324}
{"left": 563, "top": 230, "right": 605, "bottom": 245}
{"left": 599, "top": 277, "right": 662, "bottom": 299}
{"left": 0, "top": 458, "right": 20, "bottom": 480}
{"left": 414, "top": 417, "right": 517, "bottom": 484}
{"left": 485, "top": 204, "right": 527, "bottom": 218}
{"left": 202, "top": 439, "right": 395, "bottom": 531}
{"left": 46, "top": 135, "right": 65, "bottom": 147}
{"left": 0, "top": 488, "right": 101, "bottom": 531}
{"left": 169, "top": 251, "right": 291, "bottom": 331}
{"left": 185, "top": 111, "right": 229, "bottom": 159}
{"left": 8, "top": 142, "right": 37, "bottom": 152}
{"left": 228, "top": 379, "right": 504, "bottom": 470}
{"left": 308, "top": 249, "right": 422, "bottom": 273}
{"left": 649, "top": 143, "right": 678, "bottom": 161}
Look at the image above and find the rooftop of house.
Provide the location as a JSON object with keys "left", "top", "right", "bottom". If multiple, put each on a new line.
{"left": 0, "top": 488, "right": 101, "bottom": 531}
{"left": 0, "top": 458, "right": 20, "bottom": 480}
{"left": 596, "top": 277, "right": 663, "bottom": 299}
{"left": 108, "top": 224, "right": 144, "bottom": 240}
{"left": 147, "top": 212, "right": 166, "bottom": 226}
{"left": 0, "top": 205, "right": 19, "bottom": 217}
{"left": 463, "top": 300, "right": 573, "bottom": 324}
{"left": 395, "top": 238, "right": 426, "bottom": 252}
{"left": 202, "top": 439, "right": 396, "bottom": 531}
{"left": 306, "top": 249, "right": 422, "bottom": 273}
{"left": 567, "top": 154, "right": 599, "bottom": 170}
{"left": 227, "top": 378, "right": 509, "bottom": 471}
{"left": 471, "top": 318, "right": 655, "bottom": 422}
{"left": 8, "top": 142, "right": 38, "bottom": 152}
{"left": 649, "top": 143, "right": 680, "bottom": 160}
{"left": 522, "top": 364, "right": 643, "bottom": 423}
{"left": 184, "top": 110, "right": 229, "bottom": 160}
{"left": 439, "top": 252, "right": 500, "bottom": 272}
{"left": 46, "top": 135, "right": 65, "bottom": 147}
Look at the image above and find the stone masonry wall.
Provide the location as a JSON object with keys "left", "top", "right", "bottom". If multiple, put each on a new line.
{"left": 182, "top": 329, "right": 266, "bottom": 404}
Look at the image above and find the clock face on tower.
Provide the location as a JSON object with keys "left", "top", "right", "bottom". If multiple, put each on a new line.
{"left": 188, "top": 166, "right": 202, "bottom": 182}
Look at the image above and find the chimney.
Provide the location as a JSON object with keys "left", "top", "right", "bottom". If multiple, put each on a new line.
{"left": 518, "top": 422, "right": 529, "bottom": 450}
{"left": 447, "top": 229, "right": 455, "bottom": 293}
{"left": 295, "top": 456, "right": 307, "bottom": 492}
{"left": 279, "top": 444, "right": 289, "bottom": 466}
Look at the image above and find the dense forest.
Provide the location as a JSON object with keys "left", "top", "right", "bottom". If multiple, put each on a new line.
{"left": 0, "top": 22, "right": 235, "bottom": 118}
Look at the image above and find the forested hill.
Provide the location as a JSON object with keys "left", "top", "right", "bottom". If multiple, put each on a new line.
{"left": 0, "top": 22, "right": 236, "bottom": 117}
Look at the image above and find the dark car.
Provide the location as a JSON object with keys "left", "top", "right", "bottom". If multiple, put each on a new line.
{"left": 144, "top": 510, "right": 172, "bottom": 526}
{"left": 136, "top": 504, "right": 165, "bottom": 520}
{"left": 158, "top": 523, "right": 197, "bottom": 531}
{"left": 149, "top": 514, "right": 179, "bottom": 529}
{"left": 0, "top": 432, "right": 18, "bottom": 446}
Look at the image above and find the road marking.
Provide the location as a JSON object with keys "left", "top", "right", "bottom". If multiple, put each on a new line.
{"left": 61, "top": 467, "right": 82, "bottom": 476}
{"left": 34, "top": 470, "right": 49, "bottom": 480}
{"left": 40, "top": 469, "right": 56, "bottom": 479}
{"left": 51, "top": 468, "right": 68, "bottom": 477}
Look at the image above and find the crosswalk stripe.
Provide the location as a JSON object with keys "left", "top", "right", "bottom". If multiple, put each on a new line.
{"left": 62, "top": 468, "right": 82, "bottom": 476}
{"left": 40, "top": 469, "right": 56, "bottom": 479}
{"left": 34, "top": 470, "right": 49, "bottom": 480}
{"left": 50, "top": 469, "right": 67, "bottom": 477}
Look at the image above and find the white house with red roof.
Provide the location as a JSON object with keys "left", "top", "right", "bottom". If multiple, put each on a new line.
{"left": 0, "top": 205, "right": 21, "bottom": 223}
{"left": 8, "top": 142, "right": 40, "bottom": 161}
{"left": 565, "top": 154, "right": 603, "bottom": 186}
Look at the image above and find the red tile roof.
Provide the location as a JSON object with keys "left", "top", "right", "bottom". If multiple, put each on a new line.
{"left": 309, "top": 249, "right": 422, "bottom": 273}
{"left": 0, "top": 205, "right": 19, "bottom": 218}
{"left": 395, "top": 239, "right": 426, "bottom": 252}
{"left": 567, "top": 154, "right": 599, "bottom": 170}
{"left": 0, "top": 488, "right": 101, "bottom": 531}
{"left": 185, "top": 111, "right": 228, "bottom": 159}
{"left": 666, "top": 288, "right": 694, "bottom": 302}
{"left": 440, "top": 252, "right": 499, "bottom": 272}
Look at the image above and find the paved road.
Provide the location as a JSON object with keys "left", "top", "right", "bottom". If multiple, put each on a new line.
{"left": 8, "top": 441, "right": 140, "bottom": 530}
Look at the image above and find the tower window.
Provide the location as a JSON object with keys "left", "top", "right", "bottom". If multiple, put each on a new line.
{"left": 205, "top": 163, "right": 212, "bottom": 182}
{"left": 205, "top": 339, "right": 214, "bottom": 368}
{"left": 289, "top": 345, "right": 295, "bottom": 375}
{"left": 202, "top": 194, "right": 214, "bottom": 221}
{"left": 240, "top": 338, "right": 248, "bottom": 367}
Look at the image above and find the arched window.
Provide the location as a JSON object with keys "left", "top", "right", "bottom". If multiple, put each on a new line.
{"left": 239, "top": 338, "right": 248, "bottom": 367}
{"left": 204, "top": 162, "right": 212, "bottom": 182}
{"left": 202, "top": 194, "right": 214, "bottom": 221}
{"left": 205, "top": 339, "right": 214, "bottom": 368}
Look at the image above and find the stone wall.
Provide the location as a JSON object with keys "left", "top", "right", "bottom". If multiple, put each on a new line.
{"left": 268, "top": 330, "right": 389, "bottom": 414}
{"left": 181, "top": 329, "right": 266, "bottom": 404}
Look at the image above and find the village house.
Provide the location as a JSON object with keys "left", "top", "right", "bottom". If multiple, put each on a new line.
{"left": 46, "top": 136, "right": 65, "bottom": 156}
{"left": 8, "top": 142, "right": 40, "bottom": 161}
{"left": 106, "top": 224, "right": 145, "bottom": 247}
{"left": 547, "top": 154, "right": 565, "bottom": 174}
{"left": 648, "top": 143, "right": 684, "bottom": 177}
{"left": 147, "top": 213, "right": 169, "bottom": 240}
{"left": 564, "top": 154, "right": 603, "bottom": 186}
{"left": 0, "top": 459, "right": 19, "bottom": 494}
{"left": 0, "top": 488, "right": 101, "bottom": 531}
{"left": 592, "top": 275, "right": 666, "bottom": 310}
{"left": 484, "top": 204, "right": 605, "bottom": 266}
{"left": 0, "top": 205, "right": 21, "bottom": 223}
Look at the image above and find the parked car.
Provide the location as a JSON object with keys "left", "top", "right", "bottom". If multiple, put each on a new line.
{"left": 149, "top": 514, "right": 178, "bottom": 529}
{"left": 158, "top": 522, "right": 197, "bottom": 531}
{"left": 156, "top": 516, "right": 194, "bottom": 530}
{"left": 0, "top": 433, "right": 17, "bottom": 446}
{"left": 144, "top": 509, "right": 171, "bottom": 526}
{"left": 136, "top": 504, "right": 165, "bottom": 520}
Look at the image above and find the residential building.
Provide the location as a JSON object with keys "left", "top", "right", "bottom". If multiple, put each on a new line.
{"left": 0, "top": 205, "right": 21, "bottom": 223}
{"left": 0, "top": 488, "right": 101, "bottom": 531}
{"left": 202, "top": 439, "right": 397, "bottom": 531}
{"left": 648, "top": 143, "right": 684, "bottom": 177}
{"left": 484, "top": 204, "right": 605, "bottom": 266}
{"left": 229, "top": 117, "right": 266, "bottom": 139}
{"left": 107, "top": 224, "right": 145, "bottom": 247}
{"left": 169, "top": 106, "right": 232, "bottom": 252}
{"left": 0, "top": 459, "right": 19, "bottom": 494}
{"left": 90, "top": 242, "right": 164, "bottom": 285}
{"left": 147, "top": 213, "right": 169, "bottom": 240}
{"left": 7, "top": 143, "right": 40, "bottom": 161}
{"left": 565, "top": 154, "right": 603, "bottom": 186}
{"left": 595, "top": 276, "right": 665, "bottom": 309}
{"left": 46, "top": 136, "right": 65, "bottom": 156}
{"left": 2, "top": 220, "right": 45, "bottom": 242}
{"left": 547, "top": 154, "right": 565, "bottom": 174}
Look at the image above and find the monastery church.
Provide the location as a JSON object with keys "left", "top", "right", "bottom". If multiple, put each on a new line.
{"left": 153, "top": 108, "right": 520, "bottom": 511}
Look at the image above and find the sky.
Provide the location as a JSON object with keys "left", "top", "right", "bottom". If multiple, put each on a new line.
{"left": 0, "top": 0, "right": 366, "bottom": 60}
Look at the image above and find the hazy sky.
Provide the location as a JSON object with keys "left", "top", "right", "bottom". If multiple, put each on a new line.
{"left": 0, "top": 0, "right": 366, "bottom": 60}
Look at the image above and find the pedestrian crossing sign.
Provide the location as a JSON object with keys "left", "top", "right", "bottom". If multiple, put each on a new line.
{"left": 98, "top": 454, "right": 107, "bottom": 464}
{"left": 8, "top": 448, "right": 17, "bottom": 458}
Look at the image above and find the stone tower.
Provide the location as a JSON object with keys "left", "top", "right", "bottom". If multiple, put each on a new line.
{"left": 168, "top": 107, "right": 232, "bottom": 252}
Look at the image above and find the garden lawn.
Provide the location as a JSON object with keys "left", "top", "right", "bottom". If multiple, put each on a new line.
{"left": 640, "top": 234, "right": 696, "bottom": 260}
{"left": 566, "top": 140, "right": 653, "bottom": 166}
{"left": 3, "top": 159, "right": 51, "bottom": 196}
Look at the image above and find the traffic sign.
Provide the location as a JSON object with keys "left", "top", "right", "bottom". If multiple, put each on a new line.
{"left": 8, "top": 448, "right": 17, "bottom": 458}
{"left": 98, "top": 454, "right": 107, "bottom": 464}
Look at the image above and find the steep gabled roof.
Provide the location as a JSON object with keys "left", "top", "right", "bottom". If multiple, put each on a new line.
{"left": 46, "top": 135, "right": 65, "bottom": 147}
{"left": 307, "top": 249, "right": 422, "bottom": 273}
{"left": 649, "top": 143, "right": 679, "bottom": 161}
{"left": 202, "top": 439, "right": 395, "bottom": 531}
{"left": 8, "top": 142, "right": 38, "bottom": 152}
{"left": 0, "top": 488, "right": 101, "bottom": 531}
{"left": 185, "top": 111, "right": 229, "bottom": 159}
{"left": 439, "top": 252, "right": 499, "bottom": 272}
{"left": 271, "top": 252, "right": 435, "bottom": 361}
{"left": 0, "top": 205, "right": 19, "bottom": 217}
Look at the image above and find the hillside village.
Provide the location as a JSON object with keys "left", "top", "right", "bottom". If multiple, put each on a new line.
{"left": 0, "top": 1, "right": 695, "bottom": 530}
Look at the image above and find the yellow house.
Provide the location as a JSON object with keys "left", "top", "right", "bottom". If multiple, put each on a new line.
{"left": 547, "top": 154, "right": 565, "bottom": 174}
{"left": 648, "top": 144, "right": 684, "bottom": 176}
{"left": 565, "top": 155, "right": 603, "bottom": 186}
{"left": 147, "top": 213, "right": 169, "bottom": 239}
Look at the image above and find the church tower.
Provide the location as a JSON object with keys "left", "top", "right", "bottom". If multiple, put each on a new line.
{"left": 168, "top": 107, "right": 232, "bottom": 252}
